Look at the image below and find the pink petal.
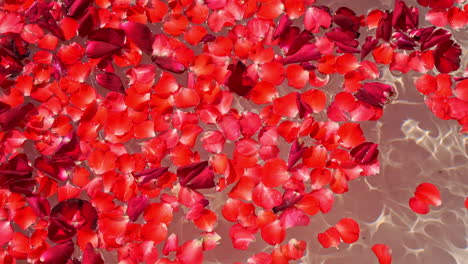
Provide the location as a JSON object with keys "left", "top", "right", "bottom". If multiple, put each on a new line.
{"left": 304, "top": 7, "right": 332, "bottom": 33}
{"left": 279, "top": 207, "right": 310, "bottom": 229}
{"left": 120, "top": 21, "right": 153, "bottom": 54}
{"left": 287, "top": 139, "right": 305, "bottom": 170}
{"left": 0, "top": 221, "right": 13, "bottom": 247}
{"left": 0, "top": 11, "right": 23, "bottom": 34}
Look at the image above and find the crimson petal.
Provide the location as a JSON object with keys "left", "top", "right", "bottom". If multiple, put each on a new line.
{"left": 50, "top": 199, "right": 98, "bottom": 230}
{"left": 226, "top": 61, "right": 254, "bottom": 96}
{"left": 434, "top": 40, "right": 461, "bottom": 73}
{"left": 96, "top": 72, "right": 125, "bottom": 93}
{"left": 120, "top": 21, "right": 153, "bottom": 54}
{"left": 392, "top": 0, "right": 418, "bottom": 31}
{"left": 88, "top": 28, "right": 125, "bottom": 47}
{"left": 135, "top": 167, "right": 169, "bottom": 185}
{"left": 283, "top": 43, "right": 321, "bottom": 64}
{"left": 273, "top": 15, "right": 292, "bottom": 40}
{"left": 355, "top": 82, "right": 395, "bottom": 108}
{"left": 127, "top": 195, "right": 149, "bottom": 221}
{"left": 82, "top": 243, "right": 104, "bottom": 264}
{"left": 350, "top": 142, "right": 379, "bottom": 165}
{"left": 286, "top": 30, "right": 315, "bottom": 56}
{"left": 177, "top": 161, "right": 215, "bottom": 190}
{"left": 376, "top": 11, "right": 392, "bottom": 42}
{"left": 361, "top": 36, "right": 378, "bottom": 60}
{"left": 35, "top": 156, "right": 67, "bottom": 181}
{"left": 39, "top": 241, "right": 74, "bottom": 264}
{"left": 287, "top": 139, "right": 305, "bottom": 170}
{"left": 85, "top": 41, "right": 121, "bottom": 58}
{"left": 47, "top": 218, "right": 77, "bottom": 243}
{"left": 26, "top": 196, "right": 51, "bottom": 217}
{"left": 334, "top": 7, "right": 360, "bottom": 31}
{"left": 0, "top": 103, "right": 34, "bottom": 130}
{"left": 65, "top": 0, "right": 93, "bottom": 19}
{"left": 152, "top": 56, "right": 186, "bottom": 74}
{"left": 0, "top": 154, "right": 35, "bottom": 194}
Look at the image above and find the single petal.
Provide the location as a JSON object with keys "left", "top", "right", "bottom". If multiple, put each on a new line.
{"left": 120, "top": 21, "right": 153, "bottom": 54}
{"left": 135, "top": 167, "right": 169, "bottom": 185}
{"left": 152, "top": 56, "right": 186, "bottom": 74}
{"left": 127, "top": 195, "right": 150, "bottom": 221}
{"left": 283, "top": 43, "right": 321, "bottom": 64}
{"left": 372, "top": 244, "right": 393, "bottom": 264}
{"left": 85, "top": 41, "right": 121, "bottom": 58}
{"left": 355, "top": 82, "right": 395, "bottom": 108}
{"left": 350, "top": 142, "right": 379, "bottom": 165}
{"left": 82, "top": 243, "right": 104, "bottom": 264}
{"left": 39, "top": 241, "right": 74, "bottom": 264}
{"left": 335, "top": 218, "right": 360, "bottom": 243}
{"left": 414, "top": 183, "right": 442, "bottom": 207}
{"left": 66, "top": 0, "right": 93, "bottom": 19}
{"left": 0, "top": 103, "right": 34, "bottom": 130}
{"left": 96, "top": 73, "right": 125, "bottom": 93}
{"left": 88, "top": 28, "right": 125, "bottom": 47}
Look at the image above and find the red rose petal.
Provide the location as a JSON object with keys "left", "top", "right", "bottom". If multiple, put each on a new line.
{"left": 317, "top": 227, "right": 341, "bottom": 248}
{"left": 409, "top": 196, "right": 430, "bottom": 214}
{"left": 335, "top": 218, "right": 360, "bottom": 243}
{"left": 414, "top": 183, "right": 442, "bottom": 207}
{"left": 372, "top": 244, "right": 393, "bottom": 264}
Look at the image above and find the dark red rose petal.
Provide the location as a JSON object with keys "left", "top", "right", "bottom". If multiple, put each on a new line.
{"left": 120, "top": 21, "right": 154, "bottom": 54}
{"left": 283, "top": 43, "right": 321, "bottom": 64}
{"left": 152, "top": 56, "right": 187, "bottom": 74}
{"left": 226, "top": 61, "right": 255, "bottom": 96}
{"left": 65, "top": 0, "right": 93, "bottom": 19}
{"left": 178, "top": 161, "right": 215, "bottom": 190}
{"left": 434, "top": 40, "right": 461, "bottom": 73}
{"left": 88, "top": 28, "right": 125, "bottom": 47}
{"left": 355, "top": 82, "right": 395, "bottom": 108}
{"left": 135, "top": 167, "right": 169, "bottom": 185}
{"left": 39, "top": 241, "right": 74, "bottom": 264}
{"left": 85, "top": 41, "right": 121, "bottom": 58}
{"left": 127, "top": 195, "right": 150, "bottom": 222}
{"left": 350, "top": 142, "right": 379, "bottom": 165}
{"left": 96, "top": 72, "right": 125, "bottom": 93}
{"left": 0, "top": 103, "right": 34, "bottom": 130}
{"left": 82, "top": 243, "right": 104, "bottom": 264}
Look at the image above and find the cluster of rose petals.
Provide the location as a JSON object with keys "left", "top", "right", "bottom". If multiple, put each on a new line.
{"left": 0, "top": 0, "right": 466, "bottom": 263}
